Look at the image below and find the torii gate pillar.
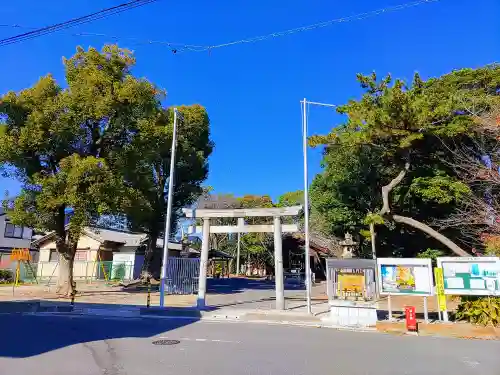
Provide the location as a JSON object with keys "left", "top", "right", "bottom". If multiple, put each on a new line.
{"left": 183, "top": 206, "right": 302, "bottom": 311}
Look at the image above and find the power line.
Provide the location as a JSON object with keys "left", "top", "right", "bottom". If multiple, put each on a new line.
{"left": 0, "top": 23, "right": 204, "bottom": 53}
{"left": 201, "top": 0, "right": 440, "bottom": 52}
{"left": 0, "top": 0, "right": 440, "bottom": 52}
{"left": 0, "top": 0, "right": 160, "bottom": 47}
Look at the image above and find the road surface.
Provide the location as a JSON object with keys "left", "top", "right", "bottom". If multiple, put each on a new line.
{"left": 0, "top": 314, "right": 498, "bottom": 375}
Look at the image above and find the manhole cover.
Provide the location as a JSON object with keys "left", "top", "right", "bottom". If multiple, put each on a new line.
{"left": 152, "top": 339, "right": 180, "bottom": 346}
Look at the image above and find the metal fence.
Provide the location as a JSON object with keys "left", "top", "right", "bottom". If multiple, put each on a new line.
{"left": 34, "top": 261, "right": 135, "bottom": 283}
{"left": 164, "top": 257, "right": 200, "bottom": 295}
{"left": 1, "top": 258, "right": 200, "bottom": 294}
{"left": 0, "top": 261, "right": 38, "bottom": 283}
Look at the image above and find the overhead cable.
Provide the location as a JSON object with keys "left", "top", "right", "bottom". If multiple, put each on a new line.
{"left": 0, "top": 0, "right": 160, "bottom": 47}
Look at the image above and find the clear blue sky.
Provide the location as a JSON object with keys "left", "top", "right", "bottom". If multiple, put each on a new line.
{"left": 0, "top": 0, "right": 498, "bottom": 200}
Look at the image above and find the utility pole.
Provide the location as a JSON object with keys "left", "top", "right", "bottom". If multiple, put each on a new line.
{"left": 160, "top": 108, "right": 183, "bottom": 308}
{"left": 301, "top": 98, "right": 337, "bottom": 315}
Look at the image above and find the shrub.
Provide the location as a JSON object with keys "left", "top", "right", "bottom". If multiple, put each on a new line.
{"left": 0, "top": 269, "right": 14, "bottom": 283}
{"left": 455, "top": 296, "right": 500, "bottom": 327}
{"left": 112, "top": 263, "right": 126, "bottom": 281}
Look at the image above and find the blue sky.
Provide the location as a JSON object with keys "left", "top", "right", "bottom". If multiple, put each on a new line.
{"left": 0, "top": 0, "right": 498, "bottom": 200}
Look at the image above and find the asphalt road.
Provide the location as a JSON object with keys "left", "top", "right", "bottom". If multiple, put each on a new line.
{"left": 0, "top": 314, "right": 499, "bottom": 375}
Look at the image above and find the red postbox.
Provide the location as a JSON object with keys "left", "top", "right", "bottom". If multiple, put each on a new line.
{"left": 405, "top": 306, "right": 418, "bottom": 332}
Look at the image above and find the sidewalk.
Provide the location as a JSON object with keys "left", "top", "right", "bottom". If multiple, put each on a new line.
{"left": 0, "top": 282, "right": 197, "bottom": 307}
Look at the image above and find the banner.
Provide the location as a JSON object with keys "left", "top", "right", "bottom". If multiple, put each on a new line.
{"left": 434, "top": 267, "right": 447, "bottom": 312}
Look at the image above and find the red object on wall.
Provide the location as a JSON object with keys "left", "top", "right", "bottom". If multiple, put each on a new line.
{"left": 405, "top": 306, "right": 418, "bottom": 332}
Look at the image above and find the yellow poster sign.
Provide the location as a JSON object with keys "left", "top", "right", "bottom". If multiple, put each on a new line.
{"left": 337, "top": 270, "right": 365, "bottom": 298}
{"left": 10, "top": 248, "right": 32, "bottom": 262}
{"left": 434, "top": 267, "right": 447, "bottom": 312}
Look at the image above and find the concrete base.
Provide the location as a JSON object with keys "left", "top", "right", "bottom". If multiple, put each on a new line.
{"left": 323, "top": 299, "right": 378, "bottom": 328}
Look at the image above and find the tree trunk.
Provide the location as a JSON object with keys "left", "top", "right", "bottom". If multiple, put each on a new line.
{"left": 393, "top": 215, "right": 470, "bottom": 257}
{"left": 141, "top": 232, "right": 159, "bottom": 280}
{"left": 53, "top": 209, "right": 77, "bottom": 296}
{"left": 57, "top": 252, "right": 76, "bottom": 296}
{"left": 369, "top": 223, "right": 377, "bottom": 260}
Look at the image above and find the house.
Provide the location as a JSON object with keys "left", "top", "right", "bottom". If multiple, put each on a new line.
{"left": 32, "top": 226, "right": 184, "bottom": 281}
{"left": 282, "top": 231, "right": 342, "bottom": 281}
{"left": 0, "top": 207, "right": 35, "bottom": 264}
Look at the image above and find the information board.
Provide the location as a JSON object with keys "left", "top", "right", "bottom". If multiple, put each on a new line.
{"left": 377, "top": 258, "right": 433, "bottom": 296}
{"left": 437, "top": 257, "right": 500, "bottom": 296}
{"left": 337, "top": 268, "right": 365, "bottom": 298}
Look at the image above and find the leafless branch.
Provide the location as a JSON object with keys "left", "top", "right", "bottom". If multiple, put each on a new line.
{"left": 378, "top": 162, "right": 470, "bottom": 256}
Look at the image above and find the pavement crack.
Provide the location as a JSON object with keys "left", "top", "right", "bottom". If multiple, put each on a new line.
{"left": 82, "top": 340, "right": 125, "bottom": 375}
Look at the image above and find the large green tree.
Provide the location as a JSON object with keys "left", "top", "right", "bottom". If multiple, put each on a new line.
{"left": 122, "top": 105, "right": 213, "bottom": 278}
{"left": 0, "top": 45, "right": 161, "bottom": 294}
{"left": 310, "top": 65, "right": 500, "bottom": 257}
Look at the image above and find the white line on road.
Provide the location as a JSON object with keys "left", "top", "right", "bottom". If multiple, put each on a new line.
{"left": 156, "top": 336, "right": 241, "bottom": 344}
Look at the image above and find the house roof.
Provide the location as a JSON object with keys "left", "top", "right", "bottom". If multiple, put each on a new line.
{"left": 291, "top": 231, "right": 342, "bottom": 258}
{"left": 32, "top": 226, "right": 183, "bottom": 250}
{"left": 85, "top": 227, "right": 145, "bottom": 247}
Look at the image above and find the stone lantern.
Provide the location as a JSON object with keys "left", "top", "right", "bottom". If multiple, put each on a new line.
{"left": 339, "top": 232, "right": 357, "bottom": 259}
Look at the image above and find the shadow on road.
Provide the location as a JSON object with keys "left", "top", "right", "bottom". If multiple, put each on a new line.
{"left": 0, "top": 301, "right": 203, "bottom": 359}
{"left": 206, "top": 277, "right": 305, "bottom": 294}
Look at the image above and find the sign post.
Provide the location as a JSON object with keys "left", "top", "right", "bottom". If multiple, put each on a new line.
{"left": 434, "top": 267, "right": 448, "bottom": 322}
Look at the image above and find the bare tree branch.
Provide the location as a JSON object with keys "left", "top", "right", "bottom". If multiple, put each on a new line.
{"left": 378, "top": 162, "right": 470, "bottom": 256}
{"left": 380, "top": 162, "right": 410, "bottom": 216}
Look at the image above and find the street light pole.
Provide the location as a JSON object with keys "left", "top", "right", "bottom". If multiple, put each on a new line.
{"left": 300, "top": 98, "right": 337, "bottom": 315}
{"left": 160, "top": 108, "right": 183, "bottom": 308}
{"left": 301, "top": 98, "right": 313, "bottom": 315}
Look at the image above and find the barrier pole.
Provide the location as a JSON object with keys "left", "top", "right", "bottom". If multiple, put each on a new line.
{"left": 423, "top": 296, "right": 429, "bottom": 323}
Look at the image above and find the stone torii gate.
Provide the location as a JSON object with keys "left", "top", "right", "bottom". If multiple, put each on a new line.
{"left": 182, "top": 206, "right": 302, "bottom": 310}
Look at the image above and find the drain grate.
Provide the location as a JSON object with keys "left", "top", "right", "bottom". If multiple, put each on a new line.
{"left": 152, "top": 339, "right": 180, "bottom": 346}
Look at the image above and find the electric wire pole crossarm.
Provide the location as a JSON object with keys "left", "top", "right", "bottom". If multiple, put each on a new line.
{"left": 300, "top": 98, "right": 337, "bottom": 315}
{"left": 159, "top": 108, "right": 184, "bottom": 308}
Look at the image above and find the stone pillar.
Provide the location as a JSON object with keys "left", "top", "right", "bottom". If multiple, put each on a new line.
{"left": 197, "top": 218, "right": 210, "bottom": 309}
{"left": 273, "top": 216, "right": 285, "bottom": 310}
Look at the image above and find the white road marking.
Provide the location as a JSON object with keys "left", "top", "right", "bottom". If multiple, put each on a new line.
{"left": 462, "top": 358, "right": 480, "bottom": 368}
{"left": 156, "top": 336, "right": 240, "bottom": 344}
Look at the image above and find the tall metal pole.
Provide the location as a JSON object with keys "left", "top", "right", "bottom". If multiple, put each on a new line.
{"left": 160, "top": 108, "right": 181, "bottom": 308}
{"left": 299, "top": 98, "right": 336, "bottom": 314}
{"left": 302, "top": 98, "right": 312, "bottom": 315}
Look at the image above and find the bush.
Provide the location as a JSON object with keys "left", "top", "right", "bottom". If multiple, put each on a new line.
{"left": 112, "top": 263, "right": 126, "bottom": 281}
{"left": 455, "top": 296, "right": 500, "bottom": 327}
{"left": 416, "top": 248, "right": 444, "bottom": 267}
{"left": 0, "top": 269, "right": 14, "bottom": 283}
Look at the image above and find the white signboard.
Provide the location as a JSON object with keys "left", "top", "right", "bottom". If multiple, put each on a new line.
{"left": 437, "top": 257, "right": 500, "bottom": 296}
{"left": 377, "top": 258, "right": 433, "bottom": 296}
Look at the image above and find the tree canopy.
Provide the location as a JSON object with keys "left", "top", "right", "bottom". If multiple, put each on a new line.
{"left": 310, "top": 64, "right": 500, "bottom": 257}
{"left": 0, "top": 44, "right": 213, "bottom": 290}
